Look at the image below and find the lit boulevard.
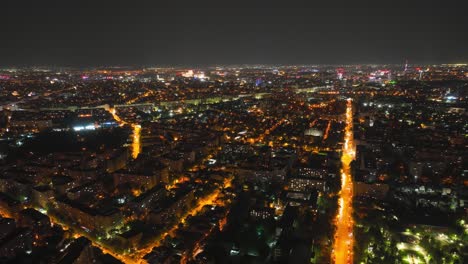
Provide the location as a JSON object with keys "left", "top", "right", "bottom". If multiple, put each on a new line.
{"left": 131, "top": 124, "right": 141, "bottom": 159}
{"left": 108, "top": 107, "right": 141, "bottom": 159}
{"left": 133, "top": 176, "right": 233, "bottom": 262}
{"left": 323, "top": 120, "right": 331, "bottom": 141}
{"left": 332, "top": 98, "right": 355, "bottom": 264}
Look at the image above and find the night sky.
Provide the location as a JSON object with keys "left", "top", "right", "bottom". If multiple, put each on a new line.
{"left": 1, "top": 0, "right": 467, "bottom": 67}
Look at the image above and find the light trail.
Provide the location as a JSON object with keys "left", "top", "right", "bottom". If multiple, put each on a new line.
{"left": 323, "top": 120, "right": 331, "bottom": 141}
{"left": 41, "top": 210, "right": 138, "bottom": 264}
{"left": 131, "top": 124, "right": 141, "bottom": 159}
{"left": 332, "top": 98, "right": 355, "bottom": 264}
{"left": 109, "top": 107, "right": 124, "bottom": 124}
{"left": 310, "top": 118, "right": 318, "bottom": 127}
{"left": 3, "top": 205, "right": 138, "bottom": 264}
{"left": 107, "top": 107, "right": 141, "bottom": 159}
{"left": 127, "top": 89, "right": 153, "bottom": 105}
{"left": 186, "top": 202, "right": 231, "bottom": 263}
{"left": 248, "top": 118, "right": 287, "bottom": 144}
{"left": 133, "top": 176, "right": 233, "bottom": 261}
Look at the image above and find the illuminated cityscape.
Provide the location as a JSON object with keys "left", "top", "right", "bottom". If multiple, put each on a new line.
{"left": 0, "top": 1, "right": 467, "bottom": 264}
{"left": 0, "top": 64, "right": 466, "bottom": 264}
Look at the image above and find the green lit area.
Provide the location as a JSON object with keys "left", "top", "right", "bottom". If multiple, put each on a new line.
{"left": 355, "top": 217, "right": 466, "bottom": 264}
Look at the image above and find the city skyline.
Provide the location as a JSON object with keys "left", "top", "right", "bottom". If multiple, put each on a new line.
{"left": 0, "top": 64, "right": 466, "bottom": 264}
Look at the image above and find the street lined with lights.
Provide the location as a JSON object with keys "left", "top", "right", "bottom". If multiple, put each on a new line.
{"left": 332, "top": 98, "right": 355, "bottom": 264}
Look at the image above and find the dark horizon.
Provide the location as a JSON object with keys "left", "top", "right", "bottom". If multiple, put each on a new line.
{"left": 1, "top": 62, "right": 465, "bottom": 71}
{"left": 1, "top": 0, "right": 467, "bottom": 67}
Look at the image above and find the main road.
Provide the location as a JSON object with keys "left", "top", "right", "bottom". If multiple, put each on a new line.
{"left": 108, "top": 107, "right": 141, "bottom": 159}
{"left": 332, "top": 98, "right": 355, "bottom": 264}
